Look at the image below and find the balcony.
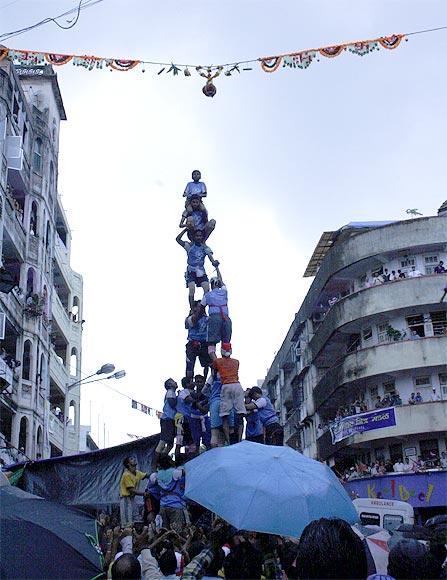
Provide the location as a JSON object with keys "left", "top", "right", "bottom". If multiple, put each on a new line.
{"left": 317, "top": 400, "right": 447, "bottom": 460}
{"left": 54, "top": 236, "right": 71, "bottom": 286}
{"left": 309, "top": 274, "right": 447, "bottom": 361}
{"left": 3, "top": 196, "right": 26, "bottom": 259}
{"left": 0, "top": 357, "right": 14, "bottom": 387}
{"left": 51, "top": 291, "right": 71, "bottom": 341}
{"left": 7, "top": 151, "right": 31, "bottom": 195}
{"left": 48, "top": 411, "right": 64, "bottom": 449}
{"left": 314, "top": 335, "right": 447, "bottom": 410}
{"left": 283, "top": 409, "right": 301, "bottom": 447}
{"left": 49, "top": 349, "right": 68, "bottom": 390}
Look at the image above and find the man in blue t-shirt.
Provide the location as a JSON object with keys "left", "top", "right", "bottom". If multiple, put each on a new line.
{"left": 201, "top": 270, "right": 232, "bottom": 352}
{"left": 179, "top": 195, "right": 216, "bottom": 242}
{"left": 176, "top": 228, "right": 220, "bottom": 308}
{"left": 245, "top": 387, "right": 284, "bottom": 446}
{"left": 148, "top": 456, "right": 188, "bottom": 534}
{"left": 244, "top": 389, "right": 264, "bottom": 443}
{"left": 152, "top": 378, "right": 177, "bottom": 470}
{"left": 202, "top": 369, "right": 236, "bottom": 448}
{"left": 185, "top": 301, "right": 211, "bottom": 380}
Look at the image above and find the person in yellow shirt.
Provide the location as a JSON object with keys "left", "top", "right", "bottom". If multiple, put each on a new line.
{"left": 119, "top": 456, "right": 148, "bottom": 527}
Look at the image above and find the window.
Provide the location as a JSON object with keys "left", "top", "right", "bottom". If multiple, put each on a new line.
{"left": 414, "top": 376, "right": 431, "bottom": 389}
{"left": 22, "top": 340, "right": 32, "bottom": 381}
{"left": 439, "top": 373, "right": 447, "bottom": 398}
{"left": 29, "top": 201, "right": 38, "bottom": 236}
{"left": 70, "top": 348, "right": 78, "bottom": 377}
{"left": 13, "top": 96, "right": 19, "bottom": 120}
{"left": 383, "top": 381, "right": 396, "bottom": 395}
{"left": 362, "top": 327, "right": 373, "bottom": 342}
{"left": 377, "top": 322, "right": 390, "bottom": 343}
{"left": 33, "top": 138, "right": 42, "bottom": 172}
{"left": 406, "top": 314, "right": 425, "bottom": 338}
{"left": 424, "top": 255, "right": 439, "bottom": 275}
{"left": 18, "top": 416, "right": 28, "bottom": 453}
{"left": 383, "top": 514, "right": 404, "bottom": 532}
{"left": 389, "top": 442, "right": 403, "bottom": 463}
{"left": 419, "top": 439, "right": 439, "bottom": 461}
{"left": 430, "top": 311, "right": 447, "bottom": 336}
{"left": 400, "top": 256, "right": 415, "bottom": 269}
{"left": 359, "top": 512, "right": 380, "bottom": 527}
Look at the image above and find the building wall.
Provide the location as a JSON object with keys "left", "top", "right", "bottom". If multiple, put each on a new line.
{"left": 265, "top": 211, "right": 447, "bottom": 471}
{"left": 0, "top": 63, "right": 83, "bottom": 461}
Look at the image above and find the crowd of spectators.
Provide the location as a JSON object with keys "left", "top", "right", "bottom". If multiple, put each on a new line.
{"left": 98, "top": 508, "right": 446, "bottom": 579}
{"left": 339, "top": 450, "right": 447, "bottom": 482}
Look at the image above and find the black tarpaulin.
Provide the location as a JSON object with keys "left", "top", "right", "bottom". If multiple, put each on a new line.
{"left": 0, "top": 485, "right": 104, "bottom": 579}
{"left": 5, "top": 433, "right": 158, "bottom": 508}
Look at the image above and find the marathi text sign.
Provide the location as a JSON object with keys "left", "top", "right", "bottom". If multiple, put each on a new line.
{"left": 330, "top": 407, "right": 396, "bottom": 444}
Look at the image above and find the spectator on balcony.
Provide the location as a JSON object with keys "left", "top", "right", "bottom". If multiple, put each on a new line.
{"left": 381, "top": 268, "right": 391, "bottom": 283}
{"left": 382, "top": 393, "right": 392, "bottom": 408}
{"left": 430, "top": 387, "right": 441, "bottom": 401}
{"left": 415, "top": 392, "right": 423, "bottom": 403}
{"left": 411, "top": 456, "right": 425, "bottom": 472}
{"left": 391, "top": 391, "right": 403, "bottom": 406}
{"left": 408, "top": 266, "right": 423, "bottom": 278}
{"left": 403, "top": 458, "right": 413, "bottom": 473}
{"left": 370, "top": 461, "right": 380, "bottom": 476}
{"left": 372, "top": 273, "right": 382, "bottom": 286}
{"left": 434, "top": 260, "right": 446, "bottom": 274}
{"left": 385, "top": 459, "right": 394, "bottom": 473}
{"left": 397, "top": 269, "right": 406, "bottom": 279}
{"left": 390, "top": 270, "right": 399, "bottom": 281}
{"left": 440, "top": 451, "right": 447, "bottom": 469}
{"left": 408, "top": 392, "right": 416, "bottom": 405}
{"left": 374, "top": 396, "right": 382, "bottom": 409}
{"left": 393, "top": 458, "right": 405, "bottom": 472}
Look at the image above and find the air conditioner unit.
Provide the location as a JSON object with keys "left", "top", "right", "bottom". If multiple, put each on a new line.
{"left": 313, "top": 312, "right": 325, "bottom": 322}
{"left": 5, "top": 135, "right": 23, "bottom": 171}
{"left": 0, "top": 312, "right": 6, "bottom": 340}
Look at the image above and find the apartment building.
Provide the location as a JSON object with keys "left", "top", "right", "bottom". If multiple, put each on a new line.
{"left": 264, "top": 204, "right": 447, "bottom": 519}
{"left": 0, "top": 62, "right": 83, "bottom": 463}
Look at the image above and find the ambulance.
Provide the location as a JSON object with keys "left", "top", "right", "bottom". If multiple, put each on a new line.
{"left": 353, "top": 498, "right": 415, "bottom": 531}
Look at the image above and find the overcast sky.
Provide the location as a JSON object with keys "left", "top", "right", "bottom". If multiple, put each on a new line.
{"left": 2, "top": 0, "right": 447, "bottom": 446}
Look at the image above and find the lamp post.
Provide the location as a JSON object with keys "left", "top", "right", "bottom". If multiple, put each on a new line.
{"left": 62, "top": 363, "right": 125, "bottom": 454}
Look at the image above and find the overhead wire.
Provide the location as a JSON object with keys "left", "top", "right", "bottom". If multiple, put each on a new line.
{"left": 0, "top": 0, "right": 106, "bottom": 42}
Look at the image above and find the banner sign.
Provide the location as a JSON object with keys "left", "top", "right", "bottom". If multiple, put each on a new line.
{"left": 330, "top": 407, "right": 396, "bottom": 444}
{"left": 344, "top": 470, "right": 447, "bottom": 508}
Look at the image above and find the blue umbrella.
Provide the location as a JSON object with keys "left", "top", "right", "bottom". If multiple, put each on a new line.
{"left": 184, "top": 441, "right": 358, "bottom": 537}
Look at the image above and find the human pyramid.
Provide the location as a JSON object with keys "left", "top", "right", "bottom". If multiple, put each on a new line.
{"left": 152, "top": 170, "right": 284, "bottom": 471}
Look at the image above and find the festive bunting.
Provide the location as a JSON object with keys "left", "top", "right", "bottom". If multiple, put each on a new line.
{"left": 0, "top": 32, "right": 408, "bottom": 96}
{"left": 260, "top": 34, "right": 405, "bottom": 73}
{"left": 131, "top": 399, "right": 160, "bottom": 417}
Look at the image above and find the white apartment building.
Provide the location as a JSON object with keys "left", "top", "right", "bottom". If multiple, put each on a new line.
{"left": 0, "top": 62, "right": 83, "bottom": 464}
{"left": 264, "top": 205, "right": 446, "bottom": 518}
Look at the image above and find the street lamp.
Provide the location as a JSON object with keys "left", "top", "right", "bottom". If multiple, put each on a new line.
{"left": 67, "top": 363, "right": 116, "bottom": 391}
{"left": 79, "top": 370, "right": 126, "bottom": 386}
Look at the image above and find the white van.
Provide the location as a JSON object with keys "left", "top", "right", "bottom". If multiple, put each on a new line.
{"left": 353, "top": 498, "right": 414, "bottom": 531}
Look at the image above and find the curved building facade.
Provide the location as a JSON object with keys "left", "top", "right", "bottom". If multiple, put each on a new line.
{"left": 264, "top": 205, "right": 447, "bottom": 520}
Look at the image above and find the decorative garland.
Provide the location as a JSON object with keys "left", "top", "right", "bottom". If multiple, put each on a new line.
{"left": 0, "top": 33, "right": 407, "bottom": 96}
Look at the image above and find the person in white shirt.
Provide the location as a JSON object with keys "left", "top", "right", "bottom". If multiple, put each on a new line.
{"left": 183, "top": 169, "right": 207, "bottom": 213}
{"left": 402, "top": 458, "right": 413, "bottom": 473}
{"left": 393, "top": 458, "right": 405, "bottom": 472}
{"left": 440, "top": 451, "right": 447, "bottom": 469}
{"left": 430, "top": 387, "right": 441, "bottom": 401}
{"left": 408, "top": 266, "right": 422, "bottom": 278}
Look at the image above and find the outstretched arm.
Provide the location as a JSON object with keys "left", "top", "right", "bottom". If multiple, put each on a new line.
{"left": 176, "top": 228, "right": 188, "bottom": 248}
{"left": 179, "top": 211, "right": 187, "bottom": 228}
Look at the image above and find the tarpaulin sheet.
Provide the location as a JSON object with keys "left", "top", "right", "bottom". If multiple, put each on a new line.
{"left": 5, "top": 433, "right": 159, "bottom": 508}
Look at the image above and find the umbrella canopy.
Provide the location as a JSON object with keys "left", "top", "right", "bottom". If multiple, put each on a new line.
{"left": 184, "top": 441, "right": 358, "bottom": 537}
{"left": 0, "top": 485, "right": 104, "bottom": 579}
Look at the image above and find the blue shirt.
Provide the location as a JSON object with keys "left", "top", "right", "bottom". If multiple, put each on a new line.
{"left": 255, "top": 396, "right": 279, "bottom": 426}
{"left": 184, "top": 242, "right": 212, "bottom": 274}
{"left": 202, "top": 287, "right": 229, "bottom": 317}
{"left": 184, "top": 181, "right": 206, "bottom": 199}
{"left": 190, "top": 210, "right": 207, "bottom": 231}
{"left": 161, "top": 388, "right": 177, "bottom": 420}
{"left": 149, "top": 468, "right": 186, "bottom": 509}
{"left": 209, "top": 378, "right": 222, "bottom": 404}
{"left": 177, "top": 389, "right": 194, "bottom": 417}
{"left": 246, "top": 412, "right": 263, "bottom": 437}
{"left": 185, "top": 315, "right": 208, "bottom": 342}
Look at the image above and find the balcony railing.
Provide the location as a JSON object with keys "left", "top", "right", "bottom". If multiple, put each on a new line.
{"left": 51, "top": 291, "right": 71, "bottom": 340}
{"left": 48, "top": 411, "right": 64, "bottom": 447}
{"left": 49, "top": 349, "right": 68, "bottom": 390}
{"left": 3, "top": 195, "right": 26, "bottom": 258}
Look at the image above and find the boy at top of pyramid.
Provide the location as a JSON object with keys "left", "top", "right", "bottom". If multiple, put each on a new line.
{"left": 183, "top": 169, "right": 207, "bottom": 213}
